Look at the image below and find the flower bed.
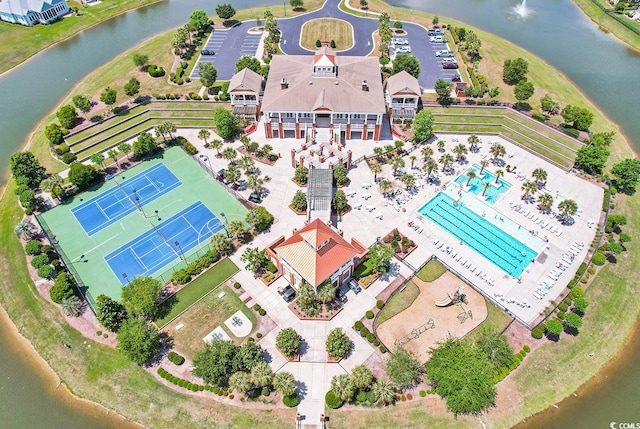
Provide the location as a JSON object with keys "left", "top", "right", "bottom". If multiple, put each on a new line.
{"left": 288, "top": 301, "right": 343, "bottom": 321}
{"left": 382, "top": 228, "right": 417, "bottom": 260}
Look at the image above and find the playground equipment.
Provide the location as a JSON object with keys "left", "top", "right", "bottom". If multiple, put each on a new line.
{"left": 395, "top": 319, "right": 435, "bottom": 346}
{"left": 434, "top": 286, "right": 465, "bottom": 307}
{"left": 456, "top": 302, "right": 473, "bottom": 324}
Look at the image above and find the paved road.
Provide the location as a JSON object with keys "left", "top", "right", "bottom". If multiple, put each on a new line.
{"left": 192, "top": 0, "right": 456, "bottom": 89}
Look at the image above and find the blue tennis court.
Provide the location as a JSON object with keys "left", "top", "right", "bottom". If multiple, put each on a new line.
{"left": 105, "top": 202, "right": 223, "bottom": 284}
{"left": 71, "top": 163, "right": 182, "bottom": 236}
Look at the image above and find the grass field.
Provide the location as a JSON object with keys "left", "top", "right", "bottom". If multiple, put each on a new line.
{"left": 374, "top": 280, "right": 420, "bottom": 328}
{"left": 162, "top": 284, "right": 257, "bottom": 359}
{"left": 573, "top": 0, "right": 640, "bottom": 52}
{"left": 415, "top": 259, "right": 447, "bottom": 282}
{"left": 38, "top": 147, "right": 247, "bottom": 303}
{"left": 155, "top": 257, "right": 239, "bottom": 328}
{"left": 300, "top": 18, "right": 354, "bottom": 51}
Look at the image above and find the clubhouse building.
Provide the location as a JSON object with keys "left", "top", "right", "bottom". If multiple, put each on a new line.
{"left": 230, "top": 46, "right": 420, "bottom": 142}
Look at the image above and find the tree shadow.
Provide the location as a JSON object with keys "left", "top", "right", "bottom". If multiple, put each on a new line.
{"left": 545, "top": 332, "right": 560, "bottom": 342}
{"left": 564, "top": 326, "right": 579, "bottom": 336}
{"left": 155, "top": 294, "right": 179, "bottom": 321}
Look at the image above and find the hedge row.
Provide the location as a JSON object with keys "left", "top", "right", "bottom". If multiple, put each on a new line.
{"left": 563, "top": 127, "right": 580, "bottom": 138}
{"left": 157, "top": 367, "right": 208, "bottom": 392}
{"left": 170, "top": 248, "right": 220, "bottom": 284}
{"left": 167, "top": 351, "right": 185, "bottom": 365}
{"left": 148, "top": 65, "right": 166, "bottom": 78}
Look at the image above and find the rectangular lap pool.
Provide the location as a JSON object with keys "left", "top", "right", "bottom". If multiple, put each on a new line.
{"left": 418, "top": 192, "right": 536, "bottom": 277}
{"left": 453, "top": 164, "right": 511, "bottom": 204}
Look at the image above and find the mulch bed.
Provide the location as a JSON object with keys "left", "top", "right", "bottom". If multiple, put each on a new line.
{"left": 288, "top": 301, "right": 343, "bottom": 321}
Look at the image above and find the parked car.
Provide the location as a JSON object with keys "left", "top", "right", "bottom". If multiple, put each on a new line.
{"left": 336, "top": 287, "right": 348, "bottom": 304}
{"left": 201, "top": 49, "right": 215, "bottom": 55}
{"left": 248, "top": 192, "right": 261, "bottom": 203}
{"left": 451, "top": 72, "right": 461, "bottom": 82}
{"left": 216, "top": 168, "right": 225, "bottom": 181}
{"left": 435, "top": 50, "right": 453, "bottom": 57}
{"left": 278, "top": 285, "right": 296, "bottom": 302}
{"left": 395, "top": 46, "right": 412, "bottom": 54}
{"left": 393, "top": 38, "right": 409, "bottom": 45}
{"left": 430, "top": 36, "right": 445, "bottom": 43}
{"left": 428, "top": 28, "right": 444, "bottom": 36}
{"left": 443, "top": 62, "right": 459, "bottom": 69}
{"left": 348, "top": 279, "right": 362, "bottom": 295}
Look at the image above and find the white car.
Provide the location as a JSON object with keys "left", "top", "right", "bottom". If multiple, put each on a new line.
{"left": 395, "top": 46, "right": 412, "bottom": 54}
{"left": 430, "top": 36, "right": 445, "bottom": 43}
{"left": 393, "top": 38, "right": 409, "bottom": 45}
{"left": 435, "top": 50, "right": 453, "bottom": 57}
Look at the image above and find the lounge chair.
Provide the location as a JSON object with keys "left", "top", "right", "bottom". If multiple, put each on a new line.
{"left": 469, "top": 265, "right": 476, "bottom": 273}
{"left": 555, "top": 229, "right": 563, "bottom": 237}
{"left": 450, "top": 251, "right": 457, "bottom": 259}
{"left": 536, "top": 217, "right": 543, "bottom": 224}
{"left": 432, "top": 238, "right": 439, "bottom": 245}
{"left": 541, "top": 220, "right": 549, "bottom": 228}
{"left": 549, "top": 225, "right": 558, "bottom": 233}
{"left": 437, "top": 242, "right": 444, "bottom": 249}
{"left": 417, "top": 227, "right": 424, "bottom": 233}
{"left": 476, "top": 270, "right": 483, "bottom": 277}
{"left": 546, "top": 222, "right": 554, "bottom": 230}
{"left": 465, "top": 261, "right": 472, "bottom": 268}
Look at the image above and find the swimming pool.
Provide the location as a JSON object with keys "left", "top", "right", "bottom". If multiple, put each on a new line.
{"left": 418, "top": 192, "right": 536, "bottom": 277}
{"left": 453, "top": 164, "right": 511, "bottom": 204}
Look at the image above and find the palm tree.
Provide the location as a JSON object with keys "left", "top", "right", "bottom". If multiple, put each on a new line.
{"left": 227, "top": 219, "right": 245, "bottom": 238}
{"left": 162, "top": 121, "right": 177, "bottom": 140}
{"left": 90, "top": 152, "right": 104, "bottom": 170}
{"left": 439, "top": 153, "right": 454, "bottom": 171}
{"left": 238, "top": 155, "right": 255, "bottom": 173}
{"left": 467, "top": 134, "right": 480, "bottom": 151}
{"left": 247, "top": 174, "right": 263, "bottom": 193}
{"left": 437, "top": 140, "right": 446, "bottom": 152}
{"left": 466, "top": 170, "right": 477, "bottom": 186}
{"left": 489, "top": 143, "right": 506, "bottom": 161}
{"left": 107, "top": 149, "right": 119, "bottom": 168}
{"left": 229, "top": 371, "right": 251, "bottom": 394}
{"left": 384, "top": 144, "right": 394, "bottom": 157}
{"left": 494, "top": 169, "right": 504, "bottom": 184}
{"left": 317, "top": 281, "right": 335, "bottom": 304}
{"left": 61, "top": 295, "right": 84, "bottom": 317}
{"left": 118, "top": 143, "right": 132, "bottom": 161}
{"left": 210, "top": 139, "right": 223, "bottom": 156}
{"left": 222, "top": 147, "right": 238, "bottom": 163}
{"left": 394, "top": 139, "right": 405, "bottom": 154}
{"left": 224, "top": 165, "right": 241, "bottom": 185}
{"left": 372, "top": 379, "right": 396, "bottom": 405}
{"left": 262, "top": 144, "right": 273, "bottom": 157}
{"left": 154, "top": 122, "right": 167, "bottom": 142}
{"left": 331, "top": 374, "right": 355, "bottom": 402}
{"left": 558, "top": 199, "right": 578, "bottom": 222}
{"left": 409, "top": 155, "right": 417, "bottom": 169}
{"left": 379, "top": 179, "right": 393, "bottom": 195}
{"left": 401, "top": 173, "right": 416, "bottom": 189}
{"left": 369, "top": 163, "right": 382, "bottom": 181}
{"left": 421, "top": 146, "right": 434, "bottom": 161}
{"left": 373, "top": 146, "right": 384, "bottom": 161}
{"left": 14, "top": 221, "right": 36, "bottom": 240}
{"left": 423, "top": 159, "right": 438, "bottom": 181}
{"left": 198, "top": 129, "right": 211, "bottom": 147}
{"left": 250, "top": 362, "right": 273, "bottom": 388}
{"left": 479, "top": 159, "right": 489, "bottom": 174}
{"left": 538, "top": 193, "right": 554, "bottom": 212}
{"left": 350, "top": 365, "right": 373, "bottom": 390}
{"left": 481, "top": 181, "right": 492, "bottom": 197}
{"left": 521, "top": 181, "right": 538, "bottom": 201}
{"left": 532, "top": 168, "right": 548, "bottom": 186}
{"left": 272, "top": 372, "right": 296, "bottom": 397}
{"left": 389, "top": 155, "right": 405, "bottom": 176}
{"left": 452, "top": 143, "right": 468, "bottom": 161}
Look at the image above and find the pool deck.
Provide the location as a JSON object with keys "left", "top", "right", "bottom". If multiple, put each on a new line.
{"left": 179, "top": 123, "right": 602, "bottom": 327}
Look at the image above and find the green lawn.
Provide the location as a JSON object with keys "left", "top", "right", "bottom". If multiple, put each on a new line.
{"left": 466, "top": 300, "right": 514, "bottom": 342}
{"left": 415, "top": 259, "right": 447, "bottom": 282}
{"left": 155, "top": 258, "right": 239, "bottom": 328}
{"left": 573, "top": 0, "right": 640, "bottom": 52}
{"left": 374, "top": 280, "right": 420, "bottom": 329}
{"left": 163, "top": 284, "right": 258, "bottom": 359}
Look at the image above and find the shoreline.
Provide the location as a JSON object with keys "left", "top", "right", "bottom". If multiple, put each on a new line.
{"left": 0, "top": 304, "right": 141, "bottom": 429}
{"left": 0, "top": 0, "right": 167, "bottom": 79}
{"left": 571, "top": 0, "right": 640, "bottom": 54}
{"left": 1, "top": 1, "right": 639, "bottom": 427}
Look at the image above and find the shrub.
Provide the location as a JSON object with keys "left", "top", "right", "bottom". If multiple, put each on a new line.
{"left": 523, "top": 345, "right": 531, "bottom": 353}
{"left": 532, "top": 111, "right": 547, "bottom": 122}
{"left": 25, "top": 240, "right": 43, "bottom": 256}
{"left": 228, "top": 394, "right": 234, "bottom": 399}
{"left": 258, "top": 308, "right": 266, "bottom": 316}
{"left": 379, "top": 345, "right": 387, "bottom": 353}
{"left": 55, "top": 143, "right": 70, "bottom": 156}
{"left": 253, "top": 304, "right": 261, "bottom": 311}
{"left": 360, "top": 327, "right": 370, "bottom": 337}
{"left": 265, "top": 260, "right": 277, "bottom": 273}
{"left": 366, "top": 332, "right": 376, "bottom": 343}
{"left": 282, "top": 393, "right": 300, "bottom": 407}
{"left": 62, "top": 152, "right": 77, "bottom": 164}
{"left": 325, "top": 390, "right": 343, "bottom": 409}
{"left": 592, "top": 251, "right": 606, "bottom": 266}
{"left": 354, "top": 321, "right": 364, "bottom": 331}
{"left": 531, "top": 327, "right": 544, "bottom": 339}
{"left": 38, "top": 265, "right": 55, "bottom": 280}
{"left": 356, "top": 390, "right": 367, "bottom": 403}
{"left": 171, "top": 269, "right": 191, "bottom": 285}
{"left": 563, "top": 127, "right": 580, "bottom": 138}
{"left": 419, "top": 390, "right": 427, "bottom": 397}
{"left": 148, "top": 65, "right": 166, "bottom": 77}
{"left": 31, "top": 253, "right": 50, "bottom": 269}
{"left": 234, "top": 281, "right": 241, "bottom": 289}
{"left": 376, "top": 300, "right": 385, "bottom": 309}
{"left": 558, "top": 303, "right": 568, "bottom": 312}
{"left": 167, "top": 351, "right": 185, "bottom": 365}
{"left": 367, "top": 390, "right": 377, "bottom": 403}
{"left": 587, "top": 266, "right": 596, "bottom": 275}
{"left": 365, "top": 310, "right": 374, "bottom": 319}
{"left": 373, "top": 339, "right": 380, "bottom": 346}
{"left": 406, "top": 393, "right": 413, "bottom": 400}
{"left": 256, "top": 332, "right": 263, "bottom": 339}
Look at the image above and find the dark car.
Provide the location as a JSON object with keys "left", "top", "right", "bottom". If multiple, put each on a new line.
{"left": 348, "top": 279, "right": 362, "bottom": 295}
{"left": 248, "top": 192, "right": 261, "bottom": 203}
{"left": 451, "top": 72, "right": 461, "bottom": 82}
{"left": 443, "top": 62, "right": 459, "bottom": 69}
{"left": 278, "top": 285, "right": 296, "bottom": 302}
{"left": 216, "top": 168, "right": 225, "bottom": 181}
{"left": 336, "top": 287, "right": 348, "bottom": 304}
{"left": 201, "top": 49, "right": 215, "bottom": 55}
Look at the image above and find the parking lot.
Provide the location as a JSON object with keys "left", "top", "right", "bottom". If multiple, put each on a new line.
{"left": 190, "top": 23, "right": 262, "bottom": 81}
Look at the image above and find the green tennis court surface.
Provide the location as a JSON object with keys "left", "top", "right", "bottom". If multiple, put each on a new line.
{"left": 39, "top": 147, "right": 248, "bottom": 303}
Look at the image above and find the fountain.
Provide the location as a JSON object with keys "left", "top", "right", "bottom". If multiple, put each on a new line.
{"left": 512, "top": 0, "right": 531, "bottom": 19}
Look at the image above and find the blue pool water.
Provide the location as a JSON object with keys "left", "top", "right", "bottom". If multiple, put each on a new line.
{"left": 453, "top": 164, "right": 511, "bottom": 204}
{"left": 418, "top": 192, "right": 536, "bottom": 277}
